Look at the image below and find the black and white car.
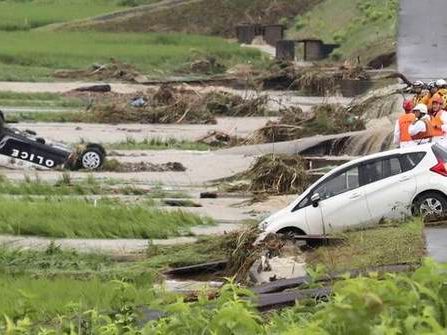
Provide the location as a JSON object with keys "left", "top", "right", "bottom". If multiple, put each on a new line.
{"left": 0, "top": 112, "right": 105, "bottom": 171}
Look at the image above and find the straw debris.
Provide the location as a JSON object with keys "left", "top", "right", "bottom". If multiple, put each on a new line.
{"left": 54, "top": 59, "right": 143, "bottom": 83}
{"left": 259, "top": 62, "right": 369, "bottom": 95}
{"left": 86, "top": 86, "right": 270, "bottom": 124}
{"left": 221, "top": 227, "right": 290, "bottom": 283}
{"left": 102, "top": 159, "right": 186, "bottom": 172}
{"left": 241, "top": 154, "right": 309, "bottom": 195}
{"left": 245, "top": 103, "right": 365, "bottom": 144}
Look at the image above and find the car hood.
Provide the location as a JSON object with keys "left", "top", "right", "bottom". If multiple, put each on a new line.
{"left": 259, "top": 205, "right": 291, "bottom": 230}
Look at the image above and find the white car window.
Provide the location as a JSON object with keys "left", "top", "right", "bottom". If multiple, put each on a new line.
{"left": 314, "top": 166, "right": 359, "bottom": 200}
{"left": 361, "top": 156, "right": 403, "bottom": 185}
{"left": 400, "top": 152, "right": 426, "bottom": 171}
{"left": 389, "top": 157, "right": 402, "bottom": 176}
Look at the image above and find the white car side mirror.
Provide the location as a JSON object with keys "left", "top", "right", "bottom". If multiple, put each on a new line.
{"left": 311, "top": 193, "right": 321, "bottom": 208}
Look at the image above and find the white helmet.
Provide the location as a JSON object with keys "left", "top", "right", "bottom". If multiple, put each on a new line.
{"left": 413, "top": 103, "right": 428, "bottom": 115}
{"left": 413, "top": 80, "right": 425, "bottom": 88}
{"left": 436, "top": 79, "right": 447, "bottom": 88}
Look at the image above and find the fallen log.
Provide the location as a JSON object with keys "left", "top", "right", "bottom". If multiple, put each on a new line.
{"left": 164, "top": 260, "right": 228, "bottom": 277}
{"left": 74, "top": 84, "right": 112, "bottom": 93}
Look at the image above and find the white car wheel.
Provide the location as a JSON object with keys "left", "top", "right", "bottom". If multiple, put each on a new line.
{"left": 81, "top": 151, "right": 102, "bottom": 170}
{"left": 416, "top": 192, "right": 447, "bottom": 221}
{"left": 420, "top": 198, "right": 444, "bottom": 218}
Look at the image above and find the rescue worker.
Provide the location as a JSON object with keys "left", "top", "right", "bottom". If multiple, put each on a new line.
{"left": 394, "top": 99, "right": 416, "bottom": 148}
{"left": 435, "top": 79, "right": 447, "bottom": 108}
{"left": 421, "top": 81, "right": 438, "bottom": 111}
{"left": 412, "top": 80, "right": 426, "bottom": 105}
{"left": 409, "top": 104, "right": 434, "bottom": 144}
{"left": 430, "top": 94, "right": 447, "bottom": 143}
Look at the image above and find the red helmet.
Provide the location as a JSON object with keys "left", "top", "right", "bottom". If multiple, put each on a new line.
{"left": 403, "top": 99, "right": 414, "bottom": 112}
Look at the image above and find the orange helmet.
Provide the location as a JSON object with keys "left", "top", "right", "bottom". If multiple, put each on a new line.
{"left": 432, "top": 94, "right": 444, "bottom": 104}
{"left": 403, "top": 99, "right": 414, "bottom": 112}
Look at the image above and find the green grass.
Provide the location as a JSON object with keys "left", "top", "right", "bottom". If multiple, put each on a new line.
{"left": 0, "top": 91, "right": 84, "bottom": 108}
{"left": 0, "top": 31, "right": 263, "bottom": 81}
{"left": 0, "top": 274, "right": 156, "bottom": 321}
{"left": 0, "top": 174, "right": 149, "bottom": 196}
{"left": 7, "top": 110, "right": 83, "bottom": 122}
{"left": 289, "top": 0, "right": 398, "bottom": 64}
{"left": 0, "top": 197, "right": 212, "bottom": 239}
{"left": 0, "top": 235, "right": 231, "bottom": 321}
{"left": 0, "top": 0, "right": 123, "bottom": 31}
{"left": 107, "top": 137, "right": 210, "bottom": 151}
{"left": 306, "top": 218, "right": 425, "bottom": 272}
{"left": 0, "top": 236, "right": 228, "bottom": 276}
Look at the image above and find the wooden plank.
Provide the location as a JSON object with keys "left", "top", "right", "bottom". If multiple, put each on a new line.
{"left": 164, "top": 260, "right": 228, "bottom": 276}
{"left": 252, "top": 263, "right": 417, "bottom": 295}
{"left": 255, "top": 287, "right": 332, "bottom": 312}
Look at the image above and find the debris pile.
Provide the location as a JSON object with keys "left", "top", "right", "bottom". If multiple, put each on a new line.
{"left": 300, "top": 103, "right": 365, "bottom": 136}
{"left": 244, "top": 106, "right": 308, "bottom": 144}
{"left": 102, "top": 159, "right": 186, "bottom": 172}
{"left": 244, "top": 121, "right": 303, "bottom": 144}
{"left": 89, "top": 85, "right": 216, "bottom": 124}
{"left": 221, "top": 227, "right": 305, "bottom": 284}
{"left": 87, "top": 86, "right": 270, "bottom": 124}
{"left": 347, "top": 84, "right": 404, "bottom": 121}
{"left": 259, "top": 62, "right": 369, "bottom": 95}
{"left": 245, "top": 103, "right": 365, "bottom": 144}
{"left": 54, "top": 59, "right": 144, "bottom": 82}
{"left": 204, "top": 91, "right": 269, "bottom": 117}
{"left": 198, "top": 130, "right": 239, "bottom": 147}
{"left": 241, "top": 154, "right": 309, "bottom": 195}
{"left": 220, "top": 226, "right": 262, "bottom": 283}
{"left": 186, "top": 57, "right": 227, "bottom": 75}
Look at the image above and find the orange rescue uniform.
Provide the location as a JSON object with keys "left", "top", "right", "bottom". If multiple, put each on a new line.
{"left": 413, "top": 94, "right": 427, "bottom": 106}
{"left": 411, "top": 119, "right": 435, "bottom": 141}
{"left": 431, "top": 110, "right": 447, "bottom": 137}
{"left": 398, "top": 113, "right": 416, "bottom": 142}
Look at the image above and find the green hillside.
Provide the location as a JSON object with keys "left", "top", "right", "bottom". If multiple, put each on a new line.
{"left": 288, "top": 0, "right": 398, "bottom": 65}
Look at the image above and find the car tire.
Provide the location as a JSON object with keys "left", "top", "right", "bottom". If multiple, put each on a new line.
{"left": 78, "top": 147, "right": 105, "bottom": 170}
{"left": 413, "top": 192, "right": 447, "bottom": 222}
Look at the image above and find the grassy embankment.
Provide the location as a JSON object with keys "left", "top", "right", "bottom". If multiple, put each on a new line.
{"left": 0, "top": 31, "right": 263, "bottom": 81}
{"left": 289, "top": 0, "right": 398, "bottom": 65}
{"left": 307, "top": 218, "right": 425, "bottom": 272}
{"left": 0, "top": 0, "right": 122, "bottom": 31}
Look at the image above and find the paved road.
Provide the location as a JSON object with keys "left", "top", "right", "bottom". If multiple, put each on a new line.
{"left": 425, "top": 226, "right": 447, "bottom": 263}
{"left": 398, "top": 0, "right": 447, "bottom": 81}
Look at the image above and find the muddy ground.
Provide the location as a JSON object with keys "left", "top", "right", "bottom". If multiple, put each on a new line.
{"left": 0, "top": 79, "right": 401, "bottom": 257}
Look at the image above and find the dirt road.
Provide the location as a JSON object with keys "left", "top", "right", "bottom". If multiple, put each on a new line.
{"left": 14, "top": 118, "right": 276, "bottom": 143}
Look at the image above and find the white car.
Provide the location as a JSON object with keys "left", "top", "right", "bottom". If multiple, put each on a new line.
{"left": 260, "top": 143, "right": 447, "bottom": 236}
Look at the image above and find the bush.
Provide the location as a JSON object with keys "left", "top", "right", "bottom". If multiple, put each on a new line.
{"left": 3, "top": 260, "right": 447, "bottom": 333}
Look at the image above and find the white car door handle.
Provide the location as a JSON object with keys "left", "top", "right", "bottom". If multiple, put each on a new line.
{"left": 349, "top": 193, "right": 362, "bottom": 199}
{"left": 399, "top": 176, "right": 411, "bottom": 182}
